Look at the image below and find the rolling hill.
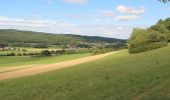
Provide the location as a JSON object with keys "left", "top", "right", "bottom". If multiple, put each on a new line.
{"left": 0, "top": 29, "right": 126, "bottom": 45}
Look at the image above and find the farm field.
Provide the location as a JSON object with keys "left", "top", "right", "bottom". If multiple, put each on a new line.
{"left": 0, "top": 52, "right": 113, "bottom": 79}
{"left": 0, "top": 53, "right": 91, "bottom": 67}
{"left": 0, "top": 45, "right": 169, "bottom": 100}
{"left": 0, "top": 47, "right": 61, "bottom": 55}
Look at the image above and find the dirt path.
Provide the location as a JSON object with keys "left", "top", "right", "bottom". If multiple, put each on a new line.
{"left": 0, "top": 52, "right": 115, "bottom": 80}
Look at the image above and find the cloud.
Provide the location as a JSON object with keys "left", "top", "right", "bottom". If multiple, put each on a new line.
{"left": 62, "top": 0, "right": 87, "bottom": 4}
{"left": 99, "top": 10, "right": 115, "bottom": 17}
{"left": 0, "top": 16, "right": 146, "bottom": 39}
{"left": 116, "top": 15, "right": 140, "bottom": 21}
{"left": 0, "top": 16, "right": 75, "bottom": 28}
{"left": 118, "top": 26, "right": 123, "bottom": 30}
{"left": 116, "top": 5, "right": 145, "bottom": 14}
{"left": 99, "top": 10, "right": 140, "bottom": 21}
{"left": 98, "top": 5, "right": 145, "bottom": 21}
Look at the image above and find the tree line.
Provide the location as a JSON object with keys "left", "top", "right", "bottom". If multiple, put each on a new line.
{"left": 0, "top": 29, "right": 126, "bottom": 47}
{"left": 128, "top": 18, "right": 170, "bottom": 53}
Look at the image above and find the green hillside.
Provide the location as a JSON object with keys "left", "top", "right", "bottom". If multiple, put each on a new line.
{"left": 0, "top": 45, "right": 170, "bottom": 100}
{"left": 0, "top": 29, "right": 126, "bottom": 45}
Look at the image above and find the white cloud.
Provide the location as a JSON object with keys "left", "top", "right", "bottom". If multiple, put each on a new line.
{"left": 116, "top": 5, "right": 145, "bottom": 14}
{"left": 116, "top": 15, "right": 140, "bottom": 21}
{"left": 118, "top": 26, "right": 123, "bottom": 30}
{"left": 98, "top": 10, "right": 140, "bottom": 21}
{"left": 0, "top": 16, "right": 146, "bottom": 39}
{"left": 99, "top": 10, "right": 115, "bottom": 17}
{"left": 62, "top": 0, "right": 87, "bottom": 4}
{"left": 0, "top": 16, "right": 75, "bottom": 32}
{"left": 99, "top": 5, "right": 144, "bottom": 21}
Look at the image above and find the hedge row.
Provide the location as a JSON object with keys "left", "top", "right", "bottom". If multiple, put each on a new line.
{"left": 128, "top": 42, "right": 167, "bottom": 53}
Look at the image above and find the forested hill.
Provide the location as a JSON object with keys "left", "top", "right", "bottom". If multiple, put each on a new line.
{"left": 0, "top": 29, "right": 126, "bottom": 45}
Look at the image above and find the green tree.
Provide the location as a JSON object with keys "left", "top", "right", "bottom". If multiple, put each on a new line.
{"left": 159, "top": 0, "right": 170, "bottom": 3}
{"left": 150, "top": 18, "right": 170, "bottom": 42}
{"left": 128, "top": 28, "right": 167, "bottom": 53}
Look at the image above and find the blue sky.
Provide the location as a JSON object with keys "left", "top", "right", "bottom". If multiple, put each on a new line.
{"left": 0, "top": 0, "right": 170, "bottom": 39}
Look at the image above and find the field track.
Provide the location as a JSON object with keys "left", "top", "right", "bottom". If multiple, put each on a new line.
{"left": 0, "top": 52, "right": 116, "bottom": 80}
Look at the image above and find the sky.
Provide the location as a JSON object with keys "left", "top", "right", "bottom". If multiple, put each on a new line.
{"left": 0, "top": 0, "right": 170, "bottom": 39}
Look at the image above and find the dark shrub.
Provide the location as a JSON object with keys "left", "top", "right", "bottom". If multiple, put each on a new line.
{"left": 4, "top": 52, "right": 16, "bottom": 56}
{"left": 55, "top": 50, "right": 65, "bottom": 54}
{"left": 10, "top": 52, "right": 16, "bottom": 56}
{"left": 41, "top": 50, "right": 51, "bottom": 56}
{"left": 129, "top": 42, "right": 167, "bottom": 53}
{"left": 17, "top": 53, "right": 22, "bottom": 56}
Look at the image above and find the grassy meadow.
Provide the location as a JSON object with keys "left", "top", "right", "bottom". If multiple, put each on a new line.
{"left": 0, "top": 53, "right": 91, "bottom": 67}
{"left": 0, "top": 45, "right": 169, "bottom": 100}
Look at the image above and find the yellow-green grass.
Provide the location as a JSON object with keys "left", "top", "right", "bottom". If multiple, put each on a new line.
{"left": 0, "top": 46, "right": 170, "bottom": 100}
{"left": 0, "top": 53, "right": 91, "bottom": 67}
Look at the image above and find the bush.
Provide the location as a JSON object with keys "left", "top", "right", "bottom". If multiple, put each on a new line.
{"left": 41, "top": 50, "right": 51, "bottom": 56}
{"left": 1, "top": 52, "right": 16, "bottom": 56}
{"left": 52, "top": 49, "right": 66, "bottom": 55}
{"left": 17, "top": 53, "right": 22, "bottom": 56}
{"left": 128, "top": 28, "right": 167, "bottom": 54}
{"left": 150, "top": 18, "right": 170, "bottom": 42}
{"left": 129, "top": 42, "right": 167, "bottom": 53}
{"left": 23, "top": 53, "right": 28, "bottom": 56}
{"left": 10, "top": 52, "right": 16, "bottom": 56}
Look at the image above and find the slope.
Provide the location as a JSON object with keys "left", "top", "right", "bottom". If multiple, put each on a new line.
{"left": 0, "top": 46, "right": 170, "bottom": 100}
